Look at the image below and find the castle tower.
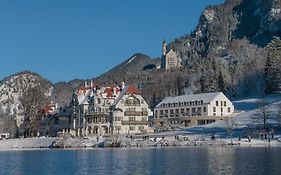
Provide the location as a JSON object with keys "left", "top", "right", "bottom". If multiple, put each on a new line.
{"left": 161, "top": 40, "right": 167, "bottom": 69}
{"left": 162, "top": 40, "right": 167, "bottom": 56}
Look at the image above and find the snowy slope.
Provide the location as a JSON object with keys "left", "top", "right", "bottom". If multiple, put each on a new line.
{"left": 0, "top": 71, "right": 53, "bottom": 128}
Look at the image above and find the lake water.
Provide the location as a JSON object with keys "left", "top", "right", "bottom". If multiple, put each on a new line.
{"left": 0, "top": 147, "right": 280, "bottom": 175}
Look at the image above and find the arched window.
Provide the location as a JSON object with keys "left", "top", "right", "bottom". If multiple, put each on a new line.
{"left": 97, "top": 98, "right": 101, "bottom": 104}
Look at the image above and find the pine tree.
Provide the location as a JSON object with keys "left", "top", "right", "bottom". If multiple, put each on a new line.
{"left": 218, "top": 71, "right": 226, "bottom": 93}
{"left": 265, "top": 37, "right": 281, "bottom": 93}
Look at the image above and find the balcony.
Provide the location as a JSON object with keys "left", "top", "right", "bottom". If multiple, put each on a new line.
{"left": 124, "top": 111, "right": 148, "bottom": 116}
{"left": 121, "top": 121, "right": 148, "bottom": 125}
{"left": 85, "top": 111, "right": 109, "bottom": 116}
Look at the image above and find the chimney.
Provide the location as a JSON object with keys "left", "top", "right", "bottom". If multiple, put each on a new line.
{"left": 90, "top": 80, "right": 93, "bottom": 88}
{"left": 85, "top": 81, "right": 88, "bottom": 87}
{"left": 122, "top": 81, "right": 125, "bottom": 89}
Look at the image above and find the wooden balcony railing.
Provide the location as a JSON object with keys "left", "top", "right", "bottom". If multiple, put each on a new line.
{"left": 124, "top": 111, "right": 148, "bottom": 116}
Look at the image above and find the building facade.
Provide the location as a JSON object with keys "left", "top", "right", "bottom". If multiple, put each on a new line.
{"left": 67, "top": 82, "right": 153, "bottom": 137}
{"left": 153, "top": 92, "right": 234, "bottom": 128}
{"left": 110, "top": 85, "right": 153, "bottom": 135}
{"left": 74, "top": 81, "right": 122, "bottom": 136}
{"left": 161, "top": 40, "right": 182, "bottom": 70}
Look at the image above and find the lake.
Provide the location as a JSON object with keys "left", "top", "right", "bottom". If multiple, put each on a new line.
{"left": 0, "top": 147, "right": 280, "bottom": 175}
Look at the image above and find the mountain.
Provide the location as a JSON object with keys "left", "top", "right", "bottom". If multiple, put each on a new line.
{"left": 164, "top": 0, "right": 281, "bottom": 97}
{"left": 0, "top": 71, "right": 53, "bottom": 133}
{"left": 94, "top": 53, "right": 161, "bottom": 84}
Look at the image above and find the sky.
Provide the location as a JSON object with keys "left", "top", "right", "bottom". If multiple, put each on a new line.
{"left": 0, "top": 0, "right": 224, "bottom": 83}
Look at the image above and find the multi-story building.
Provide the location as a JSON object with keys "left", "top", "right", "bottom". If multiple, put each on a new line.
{"left": 110, "top": 85, "right": 153, "bottom": 135}
{"left": 75, "top": 81, "right": 122, "bottom": 136}
{"left": 153, "top": 92, "right": 234, "bottom": 127}
{"left": 72, "top": 82, "right": 152, "bottom": 136}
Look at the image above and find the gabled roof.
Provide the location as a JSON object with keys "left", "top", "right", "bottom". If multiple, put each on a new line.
{"left": 126, "top": 85, "right": 140, "bottom": 94}
{"left": 104, "top": 86, "right": 121, "bottom": 98}
{"left": 112, "top": 85, "right": 140, "bottom": 106}
{"left": 155, "top": 92, "right": 222, "bottom": 108}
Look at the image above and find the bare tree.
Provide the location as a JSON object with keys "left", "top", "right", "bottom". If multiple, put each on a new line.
{"left": 278, "top": 104, "right": 281, "bottom": 127}
{"left": 224, "top": 117, "right": 237, "bottom": 145}
{"left": 19, "top": 86, "right": 49, "bottom": 137}
{"left": 254, "top": 100, "right": 271, "bottom": 130}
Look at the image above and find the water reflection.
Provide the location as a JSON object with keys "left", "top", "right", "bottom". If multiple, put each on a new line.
{"left": 0, "top": 147, "right": 280, "bottom": 175}
{"left": 207, "top": 147, "right": 236, "bottom": 175}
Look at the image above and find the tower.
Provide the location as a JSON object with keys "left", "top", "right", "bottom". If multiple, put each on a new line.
{"left": 161, "top": 40, "right": 167, "bottom": 69}
{"left": 162, "top": 40, "right": 167, "bottom": 56}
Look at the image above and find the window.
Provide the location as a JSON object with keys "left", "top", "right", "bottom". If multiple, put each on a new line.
{"left": 221, "top": 101, "right": 223, "bottom": 106}
{"left": 213, "top": 107, "right": 216, "bottom": 112}
{"left": 207, "top": 120, "right": 215, "bottom": 124}
{"left": 181, "top": 109, "right": 185, "bottom": 114}
{"left": 186, "top": 108, "right": 190, "bottom": 115}
{"left": 170, "top": 109, "right": 174, "bottom": 114}
{"left": 142, "top": 117, "right": 147, "bottom": 121}
{"left": 224, "top": 101, "right": 226, "bottom": 106}
{"left": 160, "top": 110, "right": 163, "bottom": 115}
{"left": 221, "top": 107, "right": 223, "bottom": 113}
{"left": 192, "top": 108, "right": 196, "bottom": 113}
{"left": 203, "top": 107, "right": 207, "bottom": 113}
{"left": 97, "top": 98, "right": 101, "bottom": 104}
{"left": 175, "top": 109, "right": 179, "bottom": 114}
{"left": 139, "top": 126, "right": 144, "bottom": 130}
{"left": 129, "top": 117, "right": 136, "bottom": 121}
{"left": 197, "top": 107, "right": 202, "bottom": 116}
{"left": 216, "top": 101, "right": 219, "bottom": 106}
{"left": 129, "top": 126, "right": 135, "bottom": 131}
{"left": 228, "top": 107, "right": 231, "bottom": 113}
{"left": 165, "top": 110, "right": 169, "bottom": 114}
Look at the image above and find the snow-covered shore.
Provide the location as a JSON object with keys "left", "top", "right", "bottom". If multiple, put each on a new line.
{"left": 1, "top": 135, "right": 280, "bottom": 150}
{"left": 0, "top": 137, "right": 57, "bottom": 149}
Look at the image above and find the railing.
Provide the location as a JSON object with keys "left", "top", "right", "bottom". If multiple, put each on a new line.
{"left": 85, "top": 111, "right": 109, "bottom": 116}
{"left": 124, "top": 111, "right": 148, "bottom": 116}
{"left": 121, "top": 121, "right": 148, "bottom": 125}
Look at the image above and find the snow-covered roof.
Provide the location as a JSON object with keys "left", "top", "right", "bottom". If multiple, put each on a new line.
{"left": 156, "top": 92, "right": 222, "bottom": 108}
{"left": 112, "top": 85, "right": 140, "bottom": 106}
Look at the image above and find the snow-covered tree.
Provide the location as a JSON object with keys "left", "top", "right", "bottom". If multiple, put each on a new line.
{"left": 224, "top": 117, "right": 237, "bottom": 145}
{"left": 265, "top": 37, "right": 281, "bottom": 93}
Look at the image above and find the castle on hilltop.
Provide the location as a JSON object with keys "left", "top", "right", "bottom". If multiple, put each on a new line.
{"left": 161, "top": 40, "right": 182, "bottom": 70}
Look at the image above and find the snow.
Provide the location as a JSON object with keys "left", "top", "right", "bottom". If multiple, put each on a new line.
{"left": 270, "top": 8, "right": 281, "bottom": 17}
{"left": 204, "top": 9, "right": 215, "bottom": 22}
{"left": 0, "top": 137, "right": 58, "bottom": 149}
{"left": 125, "top": 55, "right": 136, "bottom": 66}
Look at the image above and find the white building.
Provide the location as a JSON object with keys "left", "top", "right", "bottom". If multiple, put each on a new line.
{"left": 153, "top": 92, "right": 234, "bottom": 127}
{"left": 161, "top": 40, "right": 182, "bottom": 70}
{"left": 69, "top": 82, "right": 153, "bottom": 137}
{"left": 110, "top": 85, "right": 153, "bottom": 135}
{"left": 75, "top": 81, "right": 122, "bottom": 136}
